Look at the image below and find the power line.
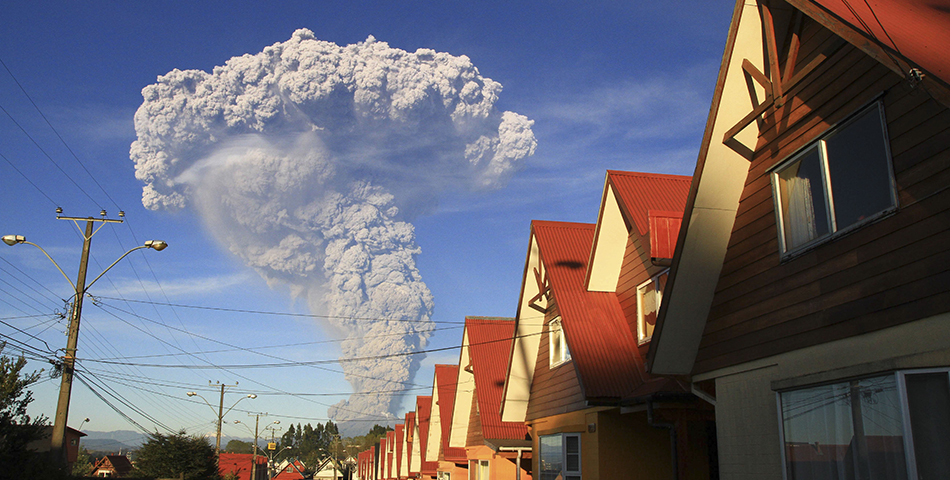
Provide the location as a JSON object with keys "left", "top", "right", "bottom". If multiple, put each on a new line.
{"left": 95, "top": 296, "right": 463, "bottom": 324}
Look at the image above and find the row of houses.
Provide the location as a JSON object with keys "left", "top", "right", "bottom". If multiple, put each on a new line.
{"left": 356, "top": 0, "right": 949, "bottom": 479}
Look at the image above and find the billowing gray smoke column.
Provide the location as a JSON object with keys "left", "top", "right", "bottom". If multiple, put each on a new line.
{"left": 130, "top": 29, "right": 536, "bottom": 432}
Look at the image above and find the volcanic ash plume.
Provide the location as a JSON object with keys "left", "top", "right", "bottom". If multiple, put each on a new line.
{"left": 130, "top": 29, "right": 536, "bottom": 432}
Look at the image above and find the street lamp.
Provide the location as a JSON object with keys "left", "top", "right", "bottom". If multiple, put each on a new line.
{"left": 186, "top": 385, "right": 256, "bottom": 458}
{"left": 2, "top": 217, "right": 167, "bottom": 465}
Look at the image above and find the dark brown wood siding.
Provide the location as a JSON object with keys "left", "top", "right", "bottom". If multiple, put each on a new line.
{"left": 618, "top": 229, "right": 669, "bottom": 355}
{"left": 466, "top": 388, "right": 483, "bottom": 448}
{"left": 525, "top": 306, "right": 587, "bottom": 422}
{"left": 693, "top": 17, "right": 950, "bottom": 374}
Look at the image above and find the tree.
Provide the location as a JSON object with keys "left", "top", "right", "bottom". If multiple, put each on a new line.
{"left": 224, "top": 439, "right": 253, "bottom": 454}
{"left": 71, "top": 447, "right": 93, "bottom": 476}
{"left": 0, "top": 343, "right": 62, "bottom": 477}
{"left": 134, "top": 431, "right": 221, "bottom": 480}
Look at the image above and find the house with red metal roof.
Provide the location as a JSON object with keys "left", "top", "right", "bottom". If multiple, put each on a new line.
{"left": 218, "top": 452, "right": 268, "bottom": 480}
{"left": 426, "top": 364, "right": 468, "bottom": 480}
{"left": 646, "top": 0, "right": 950, "bottom": 479}
{"left": 272, "top": 458, "right": 308, "bottom": 480}
{"left": 500, "top": 171, "right": 718, "bottom": 480}
{"left": 356, "top": 446, "right": 376, "bottom": 480}
{"left": 401, "top": 412, "right": 418, "bottom": 479}
{"left": 413, "top": 396, "right": 439, "bottom": 479}
{"left": 448, "top": 317, "right": 532, "bottom": 480}
{"left": 394, "top": 424, "right": 405, "bottom": 479}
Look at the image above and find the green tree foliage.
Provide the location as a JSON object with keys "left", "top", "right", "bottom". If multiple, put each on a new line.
{"left": 224, "top": 439, "right": 253, "bottom": 454}
{"left": 71, "top": 447, "right": 93, "bottom": 476}
{"left": 134, "top": 431, "right": 221, "bottom": 480}
{"left": 0, "top": 344, "right": 63, "bottom": 477}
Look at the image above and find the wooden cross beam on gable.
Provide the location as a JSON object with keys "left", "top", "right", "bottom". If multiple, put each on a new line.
{"left": 527, "top": 266, "right": 551, "bottom": 314}
{"left": 722, "top": 1, "right": 844, "bottom": 148}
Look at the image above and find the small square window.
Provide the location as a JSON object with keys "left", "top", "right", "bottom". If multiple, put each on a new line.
{"left": 636, "top": 270, "right": 669, "bottom": 344}
{"left": 771, "top": 102, "right": 896, "bottom": 256}
{"left": 548, "top": 317, "right": 571, "bottom": 367}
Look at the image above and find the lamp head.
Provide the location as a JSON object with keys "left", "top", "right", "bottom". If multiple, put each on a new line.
{"left": 186, "top": 392, "right": 197, "bottom": 397}
{"left": 2, "top": 235, "right": 26, "bottom": 246}
{"left": 144, "top": 240, "right": 168, "bottom": 251}
{"left": 248, "top": 394, "right": 257, "bottom": 399}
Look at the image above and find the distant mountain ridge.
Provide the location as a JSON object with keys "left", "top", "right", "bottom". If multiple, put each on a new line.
{"left": 80, "top": 430, "right": 253, "bottom": 454}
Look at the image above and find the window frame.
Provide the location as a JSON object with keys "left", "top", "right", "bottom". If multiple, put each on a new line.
{"left": 539, "top": 433, "right": 582, "bottom": 480}
{"left": 776, "top": 368, "right": 950, "bottom": 480}
{"left": 769, "top": 100, "right": 898, "bottom": 259}
{"left": 548, "top": 317, "right": 571, "bottom": 368}
{"left": 636, "top": 269, "right": 669, "bottom": 345}
{"left": 469, "top": 459, "right": 490, "bottom": 480}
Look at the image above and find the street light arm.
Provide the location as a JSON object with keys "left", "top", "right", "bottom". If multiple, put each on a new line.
{"left": 222, "top": 394, "right": 257, "bottom": 418}
{"left": 186, "top": 392, "right": 220, "bottom": 416}
{"left": 85, "top": 241, "right": 165, "bottom": 291}
{"left": 15, "top": 240, "right": 77, "bottom": 292}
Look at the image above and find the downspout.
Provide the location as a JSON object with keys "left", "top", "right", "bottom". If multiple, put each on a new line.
{"left": 647, "top": 399, "right": 679, "bottom": 480}
{"left": 516, "top": 448, "right": 523, "bottom": 480}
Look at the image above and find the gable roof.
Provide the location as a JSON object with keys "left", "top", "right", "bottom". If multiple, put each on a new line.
{"left": 648, "top": 0, "right": 950, "bottom": 376}
{"left": 92, "top": 455, "right": 134, "bottom": 476}
{"left": 427, "top": 364, "right": 466, "bottom": 462}
{"left": 587, "top": 171, "right": 691, "bottom": 291}
{"left": 404, "top": 412, "right": 418, "bottom": 475}
{"left": 535, "top": 220, "right": 670, "bottom": 400}
{"left": 465, "top": 317, "right": 529, "bottom": 441}
{"left": 395, "top": 424, "right": 404, "bottom": 478}
{"left": 414, "top": 396, "right": 438, "bottom": 475}
{"left": 450, "top": 317, "right": 527, "bottom": 447}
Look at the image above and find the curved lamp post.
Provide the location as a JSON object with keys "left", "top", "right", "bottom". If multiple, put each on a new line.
{"left": 186, "top": 387, "right": 256, "bottom": 458}
{"left": 2, "top": 221, "right": 166, "bottom": 465}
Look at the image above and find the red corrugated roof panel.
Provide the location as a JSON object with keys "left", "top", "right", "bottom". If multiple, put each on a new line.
{"left": 607, "top": 171, "right": 691, "bottom": 238}
{"left": 533, "top": 220, "right": 681, "bottom": 400}
{"left": 434, "top": 364, "right": 467, "bottom": 462}
{"left": 415, "top": 396, "right": 438, "bottom": 475}
{"left": 465, "top": 317, "right": 529, "bottom": 441}
{"left": 802, "top": 0, "right": 950, "bottom": 83}
{"left": 394, "top": 424, "right": 404, "bottom": 478}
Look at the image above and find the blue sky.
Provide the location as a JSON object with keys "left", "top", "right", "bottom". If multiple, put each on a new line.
{"left": 0, "top": 1, "right": 730, "bottom": 440}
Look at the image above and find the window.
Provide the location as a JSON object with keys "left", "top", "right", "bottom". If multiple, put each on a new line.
{"left": 778, "top": 370, "right": 950, "bottom": 480}
{"left": 470, "top": 459, "right": 490, "bottom": 480}
{"left": 438, "top": 472, "right": 451, "bottom": 480}
{"left": 771, "top": 102, "right": 896, "bottom": 256}
{"left": 539, "top": 433, "right": 581, "bottom": 480}
{"left": 636, "top": 270, "right": 669, "bottom": 344}
{"left": 548, "top": 317, "right": 571, "bottom": 367}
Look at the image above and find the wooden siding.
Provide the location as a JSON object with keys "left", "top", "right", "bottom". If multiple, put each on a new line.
{"left": 617, "top": 229, "right": 669, "bottom": 347}
{"left": 466, "top": 389, "right": 484, "bottom": 448}
{"left": 525, "top": 306, "right": 587, "bottom": 422}
{"left": 693, "top": 16, "right": 950, "bottom": 374}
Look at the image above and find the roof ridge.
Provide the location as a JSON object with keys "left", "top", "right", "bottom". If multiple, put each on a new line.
{"left": 606, "top": 169, "right": 692, "bottom": 181}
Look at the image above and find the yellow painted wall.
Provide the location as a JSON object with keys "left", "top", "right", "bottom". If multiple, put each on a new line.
{"left": 529, "top": 407, "right": 675, "bottom": 480}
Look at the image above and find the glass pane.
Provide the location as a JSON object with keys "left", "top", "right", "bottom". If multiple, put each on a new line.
{"left": 781, "top": 375, "right": 906, "bottom": 480}
{"left": 825, "top": 106, "right": 894, "bottom": 229}
{"left": 539, "top": 435, "right": 563, "bottom": 480}
{"left": 638, "top": 281, "right": 657, "bottom": 341}
{"left": 778, "top": 147, "right": 830, "bottom": 251}
{"left": 550, "top": 321, "right": 563, "bottom": 364}
{"left": 566, "top": 435, "right": 580, "bottom": 472}
{"left": 905, "top": 373, "right": 950, "bottom": 479}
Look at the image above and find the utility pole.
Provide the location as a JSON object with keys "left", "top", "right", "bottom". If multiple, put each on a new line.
{"left": 216, "top": 382, "right": 226, "bottom": 456}
{"left": 2, "top": 212, "right": 170, "bottom": 466}
{"left": 50, "top": 218, "right": 96, "bottom": 464}
{"left": 186, "top": 382, "right": 255, "bottom": 462}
